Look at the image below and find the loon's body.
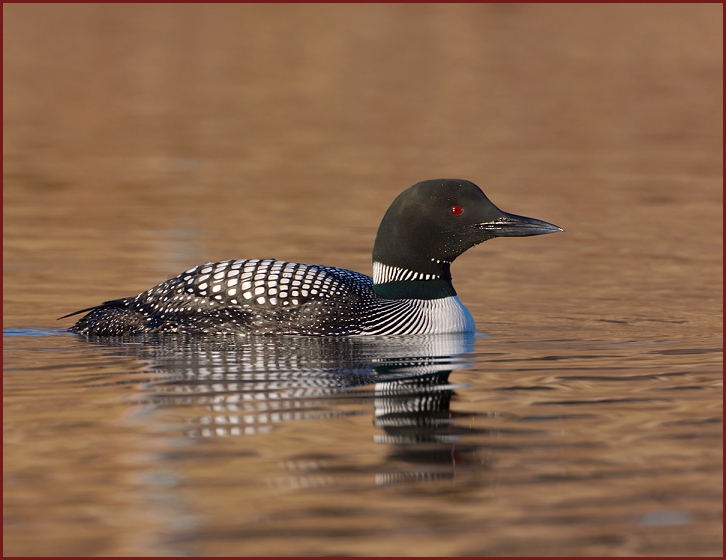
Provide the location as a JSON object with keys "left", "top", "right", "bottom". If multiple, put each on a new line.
{"left": 63, "top": 179, "right": 562, "bottom": 336}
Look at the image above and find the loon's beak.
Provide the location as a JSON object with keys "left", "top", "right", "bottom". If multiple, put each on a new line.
{"left": 476, "top": 212, "right": 564, "bottom": 237}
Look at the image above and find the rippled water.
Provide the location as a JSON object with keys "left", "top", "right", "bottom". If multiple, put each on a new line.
{"left": 4, "top": 3, "right": 722, "bottom": 557}
{"left": 4, "top": 329, "right": 721, "bottom": 555}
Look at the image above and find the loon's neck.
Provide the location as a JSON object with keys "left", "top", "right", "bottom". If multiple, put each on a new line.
{"left": 372, "top": 261, "right": 457, "bottom": 300}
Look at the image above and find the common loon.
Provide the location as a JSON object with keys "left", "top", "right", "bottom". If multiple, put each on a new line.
{"left": 62, "top": 179, "right": 562, "bottom": 336}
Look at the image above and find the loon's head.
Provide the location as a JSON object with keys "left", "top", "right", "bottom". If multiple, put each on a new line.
{"left": 372, "top": 179, "right": 562, "bottom": 297}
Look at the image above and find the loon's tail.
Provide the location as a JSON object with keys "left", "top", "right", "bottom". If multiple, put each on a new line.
{"left": 58, "top": 298, "right": 131, "bottom": 320}
{"left": 61, "top": 297, "right": 151, "bottom": 335}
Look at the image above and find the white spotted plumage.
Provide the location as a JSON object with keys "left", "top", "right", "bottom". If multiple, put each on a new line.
{"left": 69, "top": 258, "right": 475, "bottom": 336}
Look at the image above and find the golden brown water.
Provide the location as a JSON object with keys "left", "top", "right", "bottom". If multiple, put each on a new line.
{"left": 3, "top": 4, "right": 722, "bottom": 556}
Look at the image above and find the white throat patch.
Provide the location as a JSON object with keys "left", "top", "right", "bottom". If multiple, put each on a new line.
{"left": 372, "top": 261, "right": 440, "bottom": 284}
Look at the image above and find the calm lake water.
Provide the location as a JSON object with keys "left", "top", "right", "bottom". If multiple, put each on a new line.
{"left": 4, "top": 4, "right": 722, "bottom": 557}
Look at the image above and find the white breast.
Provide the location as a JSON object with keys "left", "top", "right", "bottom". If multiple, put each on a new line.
{"left": 360, "top": 295, "right": 475, "bottom": 335}
{"left": 418, "top": 295, "right": 476, "bottom": 334}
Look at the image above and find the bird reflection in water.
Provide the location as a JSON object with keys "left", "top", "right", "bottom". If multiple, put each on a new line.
{"left": 78, "top": 332, "right": 490, "bottom": 485}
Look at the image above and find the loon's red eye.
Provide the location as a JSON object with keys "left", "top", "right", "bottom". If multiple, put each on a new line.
{"left": 451, "top": 205, "right": 463, "bottom": 216}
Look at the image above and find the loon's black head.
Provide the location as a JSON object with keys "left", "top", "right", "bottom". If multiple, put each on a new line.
{"left": 372, "top": 179, "right": 562, "bottom": 296}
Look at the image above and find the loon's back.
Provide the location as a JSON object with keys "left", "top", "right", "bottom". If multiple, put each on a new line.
{"left": 69, "top": 259, "right": 373, "bottom": 336}
{"left": 64, "top": 179, "right": 562, "bottom": 337}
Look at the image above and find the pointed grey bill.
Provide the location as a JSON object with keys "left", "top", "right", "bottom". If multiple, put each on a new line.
{"left": 476, "top": 212, "right": 564, "bottom": 237}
